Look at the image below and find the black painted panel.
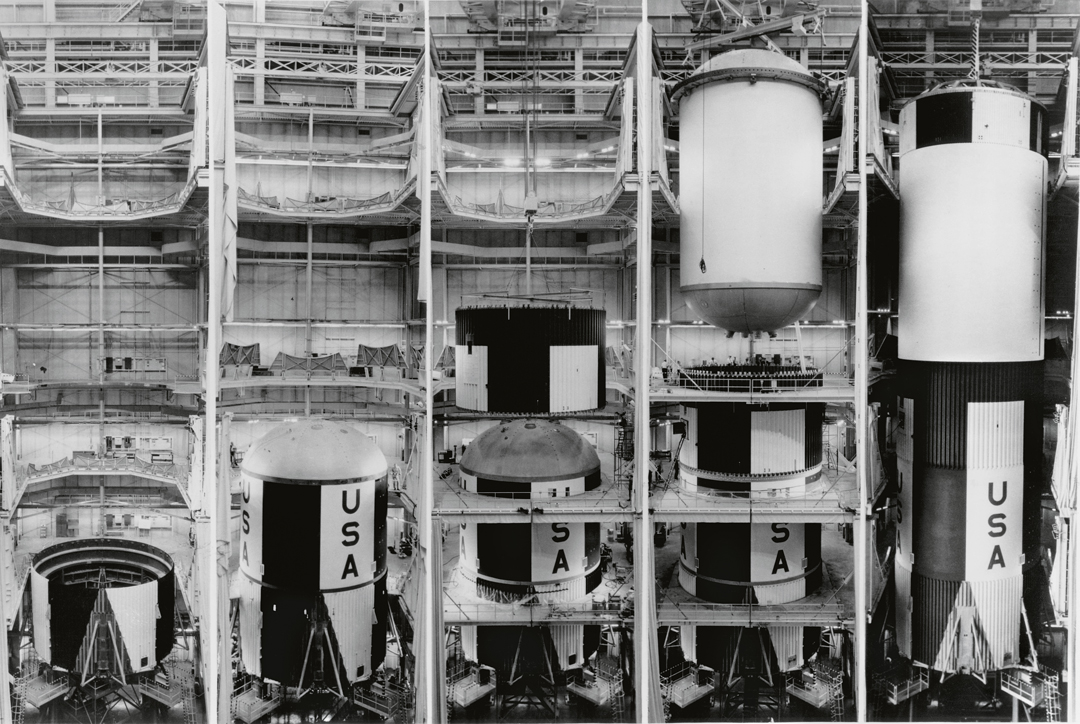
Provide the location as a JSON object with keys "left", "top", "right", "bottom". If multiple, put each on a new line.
{"left": 262, "top": 482, "right": 320, "bottom": 590}
{"left": 915, "top": 92, "right": 972, "bottom": 149}
{"left": 260, "top": 587, "right": 317, "bottom": 686}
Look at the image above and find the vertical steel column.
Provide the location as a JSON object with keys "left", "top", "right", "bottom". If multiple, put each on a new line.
{"left": 98, "top": 228, "right": 106, "bottom": 465}
{"left": 1065, "top": 63, "right": 1080, "bottom": 721}
{"left": 854, "top": 0, "right": 870, "bottom": 719}
{"left": 418, "top": 19, "right": 440, "bottom": 722}
{"left": 208, "top": 3, "right": 228, "bottom": 721}
{"left": 634, "top": 18, "right": 663, "bottom": 724}
{"left": 306, "top": 223, "right": 314, "bottom": 415}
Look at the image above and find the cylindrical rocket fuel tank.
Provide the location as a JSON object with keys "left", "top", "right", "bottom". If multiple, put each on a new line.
{"left": 677, "top": 403, "right": 823, "bottom": 672}
{"left": 458, "top": 419, "right": 603, "bottom": 672}
{"left": 238, "top": 420, "right": 389, "bottom": 686}
{"left": 455, "top": 306, "right": 606, "bottom": 413}
{"left": 31, "top": 539, "right": 175, "bottom": 677}
{"left": 673, "top": 48, "right": 823, "bottom": 334}
{"left": 895, "top": 81, "right": 1046, "bottom": 674}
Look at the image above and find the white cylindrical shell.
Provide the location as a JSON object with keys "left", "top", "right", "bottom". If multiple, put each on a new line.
{"left": 678, "top": 49, "right": 822, "bottom": 334}
{"left": 898, "top": 144, "right": 1045, "bottom": 361}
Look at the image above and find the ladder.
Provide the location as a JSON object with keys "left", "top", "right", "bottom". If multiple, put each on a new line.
{"left": 180, "top": 664, "right": 198, "bottom": 724}
{"left": 11, "top": 660, "right": 29, "bottom": 724}
{"left": 1041, "top": 666, "right": 1060, "bottom": 723}
{"left": 614, "top": 420, "right": 633, "bottom": 489}
{"left": 608, "top": 666, "right": 625, "bottom": 723}
{"left": 661, "top": 435, "right": 685, "bottom": 489}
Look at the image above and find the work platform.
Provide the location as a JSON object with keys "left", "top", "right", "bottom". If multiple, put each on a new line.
{"left": 434, "top": 468, "right": 632, "bottom": 524}
{"left": 654, "top": 523, "right": 856, "bottom": 627}
{"left": 651, "top": 470, "right": 857, "bottom": 524}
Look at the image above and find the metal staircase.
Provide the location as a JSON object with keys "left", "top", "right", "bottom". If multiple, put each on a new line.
{"left": 11, "top": 659, "right": 29, "bottom": 724}
{"left": 661, "top": 434, "right": 685, "bottom": 489}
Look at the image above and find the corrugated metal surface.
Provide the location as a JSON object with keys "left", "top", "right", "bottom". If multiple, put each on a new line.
{"left": 238, "top": 575, "right": 262, "bottom": 677}
{"left": 754, "top": 578, "right": 808, "bottom": 606}
{"left": 461, "top": 625, "right": 478, "bottom": 662}
{"left": 106, "top": 581, "right": 159, "bottom": 673}
{"left": 750, "top": 409, "right": 804, "bottom": 475}
{"left": 550, "top": 346, "right": 599, "bottom": 411}
{"left": 968, "top": 576, "right": 1023, "bottom": 671}
{"left": 326, "top": 585, "right": 374, "bottom": 683}
{"left": 767, "top": 626, "right": 804, "bottom": 672}
{"left": 912, "top": 574, "right": 1022, "bottom": 673}
{"left": 550, "top": 624, "right": 585, "bottom": 670}
{"left": 31, "top": 569, "right": 50, "bottom": 663}
{"left": 680, "top": 624, "right": 697, "bottom": 663}
{"left": 804, "top": 405, "right": 823, "bottom": 468}
{"left": 899, "top": 361, "right": 1040, "bottom": 468}
{"left": 966, "top": 401, "right": 1024, "bottom": 469}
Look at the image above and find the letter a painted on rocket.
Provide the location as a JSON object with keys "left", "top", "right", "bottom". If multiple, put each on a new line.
{"left": 772, "top": 549, "right": 789, "bottom": 575}
{"left": 342, "top": 554, "right": 359, "bottom": 579}
{"left": 552, "top": 549, "right": 569, "bottom": 574}
{"left": 988, "top": 545, "right": 1006, "bottom": 570}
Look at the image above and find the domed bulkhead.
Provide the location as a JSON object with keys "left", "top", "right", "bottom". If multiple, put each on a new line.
{"left": 674, "top": 49, "right": 823, "bottom": 334}
{"left": 895, "top": 84, "right": 1046, "bottom": 675}
{"left": 457, "top": 419, "right": 603, "bottom": 672}
{"left": 455, "top": 306, "right": 606, "bottom": 413}
{"left": 238, "top": 421, "right": 389, "bottom": 686}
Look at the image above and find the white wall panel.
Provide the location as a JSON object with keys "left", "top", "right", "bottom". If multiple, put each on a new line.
{"left": 31, "top": 569, "right": 50, "bottom": 662}
{"left": 106, "top": 581, "right": 158, "bottom": 672}
{"left": 325, "top": 585, "right": 374, "bottom": 682}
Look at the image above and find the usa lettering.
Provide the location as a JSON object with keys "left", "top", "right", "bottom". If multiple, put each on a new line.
{"left": 987, "top": 480, "right": 1008, "bottom": 571}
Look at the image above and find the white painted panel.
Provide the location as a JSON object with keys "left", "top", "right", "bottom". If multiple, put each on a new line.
{"left": 31, "top": 569, "right": 50, "bottom": 663}
{"left": 550, "top": 624, "right": 585, "bottom": 670}
{"left": 896, "top": 398, "right": 914, "bottom": 573}
{"left": 749, "top": 523, "right": 806, "bottom": 593}
{"left": 530, "top": 522, "right": 587, "bottom": 584}
{"left": 455, "top": 345, "right": 488, "bottom": 410}
{"left": 238, "top": 574, "right": 262, "bottom": 677}
{"left": 106, "top": 581, "right": 158, "bottom": 672}
{"left": 898, "top": 144, "right": 1044, "bottom": 361}
{"left": 965, "top": 402, "right": 1025, "bottom": 581}
{"left": 320, "top": 481, "right": 376, "bottom": 590}
{"left": 239, "top": 473, "right": 264, "bottom": 583}
{"left": 767, "top": 626, "right": 805, "bottom": 672}
{"left": 461, "top": 625, "right": 478, "bottom": 662}
{"left": 550, "top": 346, "right": 598, "bottom": 412}
{"left": 325, "top": 585, "right": 374, "bottom": 682}
{"left": 680, "top": 625, "right": 697, "bottom": 663}
{"left": 972, "top": 92, "right": 1030, "bottom": 148}
{"left": 750, "top": 409, "right": 804, "bottom": 474}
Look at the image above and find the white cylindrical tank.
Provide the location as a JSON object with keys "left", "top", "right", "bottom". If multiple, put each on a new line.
{"left": 674, "top": 49, "right": 823, "bottom": 334}
{"left": 898, "top": 82, "right": 1046, "bottom": 363}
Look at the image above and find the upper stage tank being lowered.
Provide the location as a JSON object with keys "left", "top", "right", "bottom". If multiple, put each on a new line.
{"left": 673, "top": 48, "right": 824, "bottom": 335}
{"left": 457, "top": 419, "right": 604, "bottom": 673}
{"left": 238, "top": 420, "right": 389, "bottom": 690}
{"left": 895, "top": 80, "right": 1047, "bottom": 675}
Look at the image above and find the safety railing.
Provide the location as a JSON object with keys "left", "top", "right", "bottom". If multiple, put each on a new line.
{"left": 2, "top": 168, "right": 200, "bottom": 221}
